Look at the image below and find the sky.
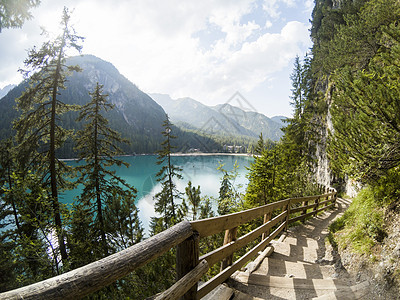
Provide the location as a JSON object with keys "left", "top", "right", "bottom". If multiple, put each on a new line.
{"left": 0, "top": 0, "right": 314, "bottom": 117}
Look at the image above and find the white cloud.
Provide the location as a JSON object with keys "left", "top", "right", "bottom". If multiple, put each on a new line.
{"left": 0, "top": 0, "right": 313, "bottom": 116}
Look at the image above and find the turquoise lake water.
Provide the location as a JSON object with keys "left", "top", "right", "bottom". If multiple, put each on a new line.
{"left": 64, "top": 154, "right": 253, "bottom": 232}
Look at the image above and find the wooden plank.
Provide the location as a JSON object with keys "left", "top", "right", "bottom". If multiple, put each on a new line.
{"left": 176, "top": 232, "right": 200, "bottom": 299}
{"left": 313, "top": 196, "right": 320, "bottom": 216}
{"left": 261, "top": 212, "right": 271, "bottom": 240}
{"left": 200, "top": 211, "right": 286, "bottom": 267}
{"left": 316, "top": 203, "right": 334, "bottom": 214}
{"left": 290, "top": 198, "right": 332, "bottom": 215}
{"left": 191, "top": 199, "right": 289, "bottom": 238}
{"left": 302, "top": 200, "right": 309, "bottom": 223}
{"left": 244, "top": 245, "right": 274, "bottom": 274}
{"left": 220, "top": 227, "right": 238, "bottom": 271}
{"left": 154, "top": 260, "right": 209, "bottom": 300}
{"left": 235, "top": 274, "right": 348, "bottom": 290}
{"left": 289, "top": 211, "right": 315, "bottom": 224}
{"left": 290, "top": 203, "right": 316, "bottom": 214}
{"left": 0, "top": 221, "right": 194, "bottom": 300}
{"left": 288, "top": 195, "right": 319, "bottom": 205}
{"left": 289, "top": 193, "right": 335, "bottom": 205}
{"left": 290, "top": 203, "right": 334, "bottom": 224}
{"left": 197, "top": 222, "right": 286, "bottom": 299}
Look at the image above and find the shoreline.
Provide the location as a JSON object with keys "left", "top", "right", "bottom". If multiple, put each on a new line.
{"left": 61, "top": 152, "right": 253, "bottom": 161}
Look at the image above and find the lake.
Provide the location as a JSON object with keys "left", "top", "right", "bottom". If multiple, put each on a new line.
{"left": 64, "top": 154, "right": 253, "bottom": 233}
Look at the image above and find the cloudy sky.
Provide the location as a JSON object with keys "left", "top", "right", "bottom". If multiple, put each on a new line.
{"left": 0, "top": 0, "right": 314, "bottom": 117}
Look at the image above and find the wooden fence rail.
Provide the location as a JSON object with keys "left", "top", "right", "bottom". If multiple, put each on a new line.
{"left": 0, "top": 190, "right": 337, "bottom": 300}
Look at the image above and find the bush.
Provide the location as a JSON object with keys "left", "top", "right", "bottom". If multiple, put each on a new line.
{"left": 329, "top": 187, "right": 386, "bottom": 254}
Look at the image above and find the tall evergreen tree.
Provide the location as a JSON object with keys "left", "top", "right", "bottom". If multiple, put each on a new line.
{"left": 153, "top": 115, "right": 183, "bottom": 231}
{"left": 73, "top": 82, "right": 141, "bottom": 259}
{"left": 254, "top": 132, "right": 265, "bottom": 155}
{"left": 14, "top": 7, "right": 83, "bottom": 261}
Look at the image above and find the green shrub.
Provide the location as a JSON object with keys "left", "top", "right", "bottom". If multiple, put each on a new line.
{"left": 329, "top": 187, "right": 386, "bottom": 254}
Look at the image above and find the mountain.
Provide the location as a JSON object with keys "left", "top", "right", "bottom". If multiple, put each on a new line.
{"left": 150, "top": 94, "right": 284, "bottom": 141}
{"left": 0, "top": 55, "right": 222, "bottom": 155}
{"left": 271, "top": 116, "right": 287, "bottom": 127}
{"left": 0, "top": 84, "right": 15, "bottom": 99}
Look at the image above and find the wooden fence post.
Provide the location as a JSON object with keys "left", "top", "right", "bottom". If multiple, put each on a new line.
{"left": 176, "top": 232, "right": 199, "bottom": 300}
{"left": 302, "top": 200, "right": 308, "bottom": 223}
{"left": 285, "top": 200, "right": 291, "bottom": 231}
{"left": 220, "top": 227, "right": 238, "bottom": 271}
{"left": 313, "top": 196, "right": 320, "bottom": 216}
{"left": 262, "top": 212, "right": 271, "bottom": 240}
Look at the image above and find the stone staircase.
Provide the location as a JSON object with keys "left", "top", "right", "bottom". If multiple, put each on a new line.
{"left": 203, "top": 198, "right": 371, "bottom": 300}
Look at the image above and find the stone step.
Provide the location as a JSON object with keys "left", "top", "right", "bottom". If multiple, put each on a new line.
{"left": 311, "top": 281, "right": 370, "bottom": 300}
{"left": 254, "top": 257, "right": 335, "bottom": 279}
{"left": 228, "top": 272, "right": 352, "bottom": 300}
{"left": 232, "top": 289, "right": 263, "bottom": 300}
{"left": 201, "top": 283, "right": 234, "bottom": 300}
{"left": 233, "top": 273, "right": 349, "bottom": 290}
{"left": 270, "top": 236, "right": 321, "bottom": 263}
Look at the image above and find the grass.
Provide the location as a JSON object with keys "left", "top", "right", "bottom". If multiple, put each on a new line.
{"left": 328, "top": 186, "right": 386, "bottom": 255}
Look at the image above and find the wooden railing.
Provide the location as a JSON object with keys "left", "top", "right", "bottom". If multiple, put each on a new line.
{"left": 1, "top": 191, "right": 337, "bottom": 300}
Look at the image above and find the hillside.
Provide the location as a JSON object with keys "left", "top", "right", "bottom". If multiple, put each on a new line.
{"left": 150, "top": 93, "right": 284, "bottom": 141}
{"left": 302, "top": 0, "right": 400, "bottom": 296}
{"left": 0, "top": 55, "right": 222, "bottom": 156}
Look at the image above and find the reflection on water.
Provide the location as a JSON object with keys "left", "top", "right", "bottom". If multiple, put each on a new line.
{"left": 65, "top": 154, "right": 253, "bottom": 234}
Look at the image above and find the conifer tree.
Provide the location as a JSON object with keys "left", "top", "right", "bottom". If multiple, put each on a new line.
{"left": 245, "top": 147, "right": 280, "bottom": 206}
{"left": 217, "top": 161, "right": 243, "bottom": 215}
{"left": 73, "top": 83, "right": 141, "bottom": 259}
{"left": 327, "top": 0, "right": 400, "bottom": 182}
{"left": 254, "top": 132, "right": 265, "bottom": 155}
{"left": 153, "top": 114, "right": 183, "bottom": 231}
{"left": 185, "top": 181, "right": 201, "bottom": 221}
{"left": 0, "top": 0, "right": 40, "bottom": 32}
{"left": 14, "top": 7, "right": 83, "bottom": 261}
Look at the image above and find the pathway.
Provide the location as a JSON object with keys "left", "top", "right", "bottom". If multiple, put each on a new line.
{"left": 204, "top": 197, "right": 371, "bottom": 299}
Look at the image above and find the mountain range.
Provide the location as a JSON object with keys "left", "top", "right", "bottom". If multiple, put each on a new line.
{"left": 0, "top": 55, "right": 285, "bottom": 156}
{"left": 150, "top": 94, "right": 285, "bottom": 141}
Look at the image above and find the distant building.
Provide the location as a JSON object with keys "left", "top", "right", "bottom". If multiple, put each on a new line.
{"left": 223, "top": 145, "right": 244, "bottom": 153}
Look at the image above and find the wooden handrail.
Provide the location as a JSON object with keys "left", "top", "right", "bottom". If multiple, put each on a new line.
{"left": 0, "top": 221, "right": 193, "bottom": 300}
{"left": 0, "top": 191, "right": 337, "bottom": 300}
{"left": 191, "top": 198, "right": 290, "bottom": 237}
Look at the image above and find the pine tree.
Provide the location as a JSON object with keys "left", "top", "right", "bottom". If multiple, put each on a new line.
{"left": 0, "top": 0, "right": 40, "bottom": 32}
{"left": 254, "top": 132, "right": 265, "bottom": 155}
{"left": 153, "top": 114, "right": 183, "bottom": 231}
{"left": 185, "top": 181, "right": 201, "bottom": 221}
{"left": 14, "top": 7, "right": 83, "bottom": 262}
{"left": 73, "top": 82, "right": 141, "bottom": 258}
{"left": 328, "top": 0, "right": 400, "bottom": 182}
{"left": 217, "top": 161, "right": 243, "bottom": 215}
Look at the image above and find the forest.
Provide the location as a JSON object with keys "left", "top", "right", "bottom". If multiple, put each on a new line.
{"left": 1, "top": 0, "right": 400, "bottom": 297}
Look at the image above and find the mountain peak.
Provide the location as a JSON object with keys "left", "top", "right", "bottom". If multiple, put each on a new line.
{"left": 151, "top": 94, "right": 284, "bottom": 141}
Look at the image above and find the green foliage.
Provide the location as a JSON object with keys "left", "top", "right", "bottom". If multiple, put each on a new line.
{"left": 217, "top": 161, "right": 244, "bottom": 215}
{"left": 72, "top": 82, "right": 142, "bottom": 262}
{"left": 0, "top": 0, "right": 40, "bottom": 32}
{"left": 328, "top": 0, "right": 400, "bottom": 182}
{"left": 0, "top": 170, "right": 56, "bottom": 291}
{"left": 185, "top": 181, "right": 201, "bottom": 221}
{"left": 329, "top": 187, "right": 386, "bottom": 254}
{"left": 152, "top": 115, "right": 185, "bottom": 232}
{"left": 13, "top": 7, "right": 83, "bottom": 262}
{"left": 245, "top": 146, "right": 281, "bottom": 206}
